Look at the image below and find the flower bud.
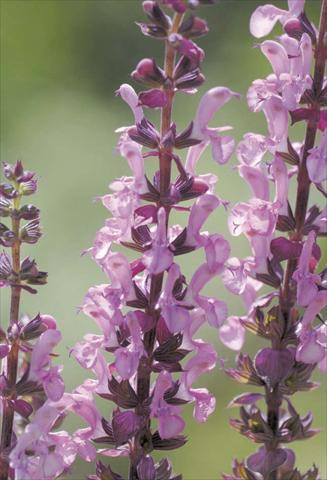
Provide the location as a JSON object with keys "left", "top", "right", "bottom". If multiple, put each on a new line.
{"left": 0, "top": 224, "right": 16, "bottom": 247}
{"left": 139, "top": 88, "right": 168, "bottom": 108}
{"left": 3, "top": 161, "right": 35, "bottom": 183}
{"left": 0, "top": 197, "right": 11, "bottom": 217}
{"left": 20, "top": 179, "right": 37, "bottom": 196}
{"left": 131, "top": 58, "right": 166, "bottom": 86}
{"left": 18, "top": 204, "right": 40, "bottom": 220}
{"left": 168, "top": 33, "right": 204, "bottom": 65}
{"left": 20, "top": 219, "right": 42, "bottom": 244}
{"left": 283, "top": 18, "right": 304, "bottom": 40}
{"left": 179, "top": 15, "right": 209, "bottom": 38}
{"left": 137, "top": 456, "right": 156, "bottom": 480}
{"left": 0, "top": 183, "right": 18, "bottom": 199}
{"left": 161, "top": 0, "right": 187, "bottom": 13}
{"left": 143, "top": 1, "right": 171, "bottom": 30}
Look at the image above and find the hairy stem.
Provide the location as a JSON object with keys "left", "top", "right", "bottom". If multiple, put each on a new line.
{"left": 0, "top": 203, "right": 21, "bottom": 480}
{"left": 266, "top": 3, "right": 327, "bottom": 478}
{"left": 129, "top": 13, "right": 184, "bottom": 480}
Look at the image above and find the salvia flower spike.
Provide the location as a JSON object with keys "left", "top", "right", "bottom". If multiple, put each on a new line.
{"left": 224, "top": 1, "right": 327, "bottom": 479}
{"left": 0, "top": 161, "right": 64, "bottom": 480}
{"left": 68, "top": 1, "right": 238, "bottom": 479}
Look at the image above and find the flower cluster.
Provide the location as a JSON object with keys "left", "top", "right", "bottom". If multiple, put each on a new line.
{"left": 223, "top": 1, "right": 327, "bottom": 479}
{"left": 0, "top": 161, "right": 65, "bottom": 479}
{"left": 68, "top": 1, "right": 239, "bottom": 478}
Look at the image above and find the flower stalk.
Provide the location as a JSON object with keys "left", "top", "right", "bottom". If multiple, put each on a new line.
{"left": 0, "top": 162, "right": 64, "bottom": 480}
{"left": 0, "top": 191, "right": 22, "bottom": 480}
{"left": 68, "top": 1, "right": 240, "bottom": 479}
{"left": 224, "top": 1, "right": 327, "bottom": 478}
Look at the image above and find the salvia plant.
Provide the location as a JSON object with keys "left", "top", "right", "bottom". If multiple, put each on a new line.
{"left": 0, "top": 161, "right": 64, "bottom": 479}
{"left": 0, "top": 1, "right": 326, "bottom": 480}
{"left": 223, "top": 1, "right": 327, "bottom": 479}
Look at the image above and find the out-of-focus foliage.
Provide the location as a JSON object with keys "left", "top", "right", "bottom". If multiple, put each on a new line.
{"left": 0, "top": 1, "right": 325, "bottom": 479}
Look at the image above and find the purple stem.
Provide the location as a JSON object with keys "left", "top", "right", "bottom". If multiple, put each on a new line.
{"left": 0, "top": 210, "right": 21, "bottom": 480}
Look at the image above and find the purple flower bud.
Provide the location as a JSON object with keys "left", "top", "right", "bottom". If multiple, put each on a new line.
{"left": 0, "top": 223, "right": 16, "bottom": 247}
{"left": 18, "top": 204, "right": 40, "bottom": 220}
{"left": 20, "top": 219, "right": 42, "bottom": 244}
{"left": 139, "top": 88, "right": 168, "bottom": 108}
{"left": 143, "top": 1, "right": 171, "bottom": 30}
{"left": 137, "top": 456, "right": 156, "bottom": 480}
{"left": 270, "top": 237, "right": 302, "bottom": 261}
{"left": 246, "top": 446, "right": 288, "bottom": 477}
{"left": 283, "top": 17, "right": 304, "bottom": 40}
{"left": 19, "top": 179, "right": 38, "bottom": 196}
{"left": 131, "top": 58, "right": 166, "bottom": 86}
{"left": 112, "top": 410, "right": 142, "bottom": 445}
{"left": 254, "top": 347, "right": 294, "bottom": 386}
{"left": 179, "top": 15, "right": 209, "bottom": 38}
{"left": 0, "top": 183, "right": 18, "bottom": 199}
{"left": 161, "top": 0, "right": 187, "bottom": 13}
{"left": 168, "top": 34, "right": 204, "bottom": 65}
{"left": 0, "top": 197, "right": 11, "bottom": 217}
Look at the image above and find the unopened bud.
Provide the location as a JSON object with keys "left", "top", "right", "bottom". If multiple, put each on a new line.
{"left": 131, "top": 58, "right": 166, "bottom": 86}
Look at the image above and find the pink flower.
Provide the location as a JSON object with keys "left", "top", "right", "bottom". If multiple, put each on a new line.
{"left": 250, "top": 0, "right": 305, "bottom": 38}
{"left": 143, "top": 207, "right": 174, "bottom": 274}
{"left": 179, "top": 340, "right": 217, "bottom": 422}
{"left": 187, "top": 87, "right": 239, "bottom": 166}
{"left": 116, "top": 83, "right": 144, "bottom": 124}
{"left": 293, "top": 231, "right": 320, "bottom": 306}
{"left": 236, "top": 133, "right": 273, "bottom": 166}
{"left": 10, "top": 404, "right": 77, "bottom": 480}
{"left": 151, "top": 371, "right": 185, "bottom": 439}
{"left": 307, "top": 130, "right": 327, "bottom": 184}
{"left": 186, "top": 193, "right": 220, "bottom": 246}
{"left": 158, "top": 263, "right": 190, "bottom": 333}
{"left": 70, "top": 335, "right": 110, "bottom": 393}
{"left": 296, "top": 327, "right": 326, "bottom": 368}
{"left": 29, "top": 329, "right": 64, "bottom": 401}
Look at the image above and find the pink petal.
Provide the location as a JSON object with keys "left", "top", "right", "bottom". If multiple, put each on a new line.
{"left": 219, "top": 316, "right": 245, "bottom": 351}
{"left": 250, "top": 5, "right": 286, "bottom": 38}
{"left": 260, "top": 40, "right": 290, "bottom": 75}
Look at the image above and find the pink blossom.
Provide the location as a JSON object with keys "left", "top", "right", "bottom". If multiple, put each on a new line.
{"left": 116, "top": 83, "right": 144, "bottom": 124}
{"left": 250, "top": 1, "right": 305, "bottom": 38}
{"left": 307, "top": 130, "right": 327, "bottom": 184}
{"left": 158, "top": 263, "right": 190, "bottom": 333}
{"left": 188, "top": 87, "right": 239, "bottom": 165}
{"left": 151, "top": 371, "right": 185, "bottom": 439}
{"left": 143, "top": 207, "right": 174, "bottom": 274}
{"left": 293, "top": 232, "right": 320, "bottom": 306}
{"left": 296, "top": 327, "right": 326, "bottom": 367}
{"left": 29, "top": 329, "right": 64, "bottom": 401}
{"left": 10, "top": 404, "right": 76, "bottom": 480}
{"left": 186, "top": 193, "right": 220, "bottom": 246}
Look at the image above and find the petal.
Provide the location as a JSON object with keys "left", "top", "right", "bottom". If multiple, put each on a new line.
{"left": 263, "top": 96, "right": 289, "bottom": 142}
{"left": 239, "top": 165, "right": 270, "bottom": 201}
{"left": 158, "top": 413, "right": 185, "bottom": 439}
{"left": 117, "top": 83, "right": 144, "bottom": 123}
{"left": 219, "top": 316, "right": 245, "bottom": 351}
{"left": 193, "top": 87, "right": 239, "bottom": 137}
{"left": 250, "top": 5, "right": 286, "bottom": 38}
{"left": 260, "top": 40, "right": 290, "bottom": 75}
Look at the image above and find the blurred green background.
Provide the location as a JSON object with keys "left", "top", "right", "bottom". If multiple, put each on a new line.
{"left": 0, "top": 0, "right": 326, "bottom": 479}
